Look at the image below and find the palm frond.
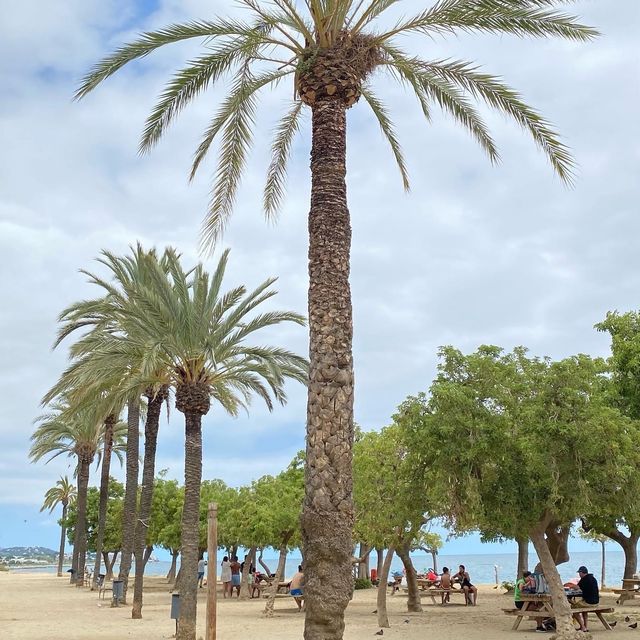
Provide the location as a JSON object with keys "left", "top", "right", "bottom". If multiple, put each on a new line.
{"left": 360, "top": 86, "right": 410, "bottom": 191}
{"left": 375, "top": 0, "right": 599, "bottom": 43}
{"left": 422, "top": 58, "right": 574, "bottom": 182}
{"left": 75, "top": 19, "right": 260, "bottom": 99}
{"left": 196, "top": 67, "right": 293, "bottom": 250}
{"left": 263, "top": 100, "right": 304, "bottom": 219}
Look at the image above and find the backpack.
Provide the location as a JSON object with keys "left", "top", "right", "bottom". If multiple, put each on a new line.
{"left": 532, "top": 573, "right": 549, "bottom": 594}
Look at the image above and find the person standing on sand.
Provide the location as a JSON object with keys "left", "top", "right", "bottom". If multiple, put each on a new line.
{"left": 289, "top": 565, "right": 304, "bottom": 611}
{"left": 230, "top": 555, "right": 242, "bottom": 597}
{"left": 198, "top": 557, "right": 207, "bottom": 588}
{"left": 221, "top": 556, "right": 232, "bottom": 598}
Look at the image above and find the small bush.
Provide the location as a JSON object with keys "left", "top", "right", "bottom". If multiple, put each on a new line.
{"left": 501, "top": 580, "right": 515, "bottom": 592}
{"left": 354, "top": 578, "right": 373, "bottom": 590}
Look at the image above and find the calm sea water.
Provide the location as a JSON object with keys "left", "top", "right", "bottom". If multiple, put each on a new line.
{"left": 12, "top": 549, "right": 626, "bottom": 585}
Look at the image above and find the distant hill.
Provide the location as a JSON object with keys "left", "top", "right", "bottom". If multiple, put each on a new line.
{"left": 0, "top": 546, "right": 59, "bottom": 565}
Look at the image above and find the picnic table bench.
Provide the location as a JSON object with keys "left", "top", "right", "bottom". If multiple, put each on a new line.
{"left": 424, "top": 588, "right": 472, "bottom": 605}
{"left": 504, "top": 593, "right": 615, "bottom": 631}
{"left": 612, "top": 578, "right": 640, "bottom": 604}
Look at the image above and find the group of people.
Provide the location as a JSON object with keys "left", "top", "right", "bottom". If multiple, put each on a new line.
{"left": 197, "top": 555, "right": 305, "bottom": 609}
{"left": 390, "top": 564, "right": 478, "bottom": 606}
{"left": 514, "top": 565, "right": 599, "bottom": 633}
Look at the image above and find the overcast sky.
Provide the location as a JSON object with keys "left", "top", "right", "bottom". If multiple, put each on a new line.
{"left": 1, "top": 1, "right": 638, "bottom": 557}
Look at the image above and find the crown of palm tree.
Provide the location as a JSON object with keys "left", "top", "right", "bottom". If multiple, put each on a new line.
{"left": 31, "top": 399, "right": 127, "bottom": 466}
{"left": 40, "top": 476, "right": 77, "bottom": 513}
{"left": 77, "top": 0, "right": 597, "bottom": 248}
{"left": 46, "top": 247, "right": 307, "bottom": 416}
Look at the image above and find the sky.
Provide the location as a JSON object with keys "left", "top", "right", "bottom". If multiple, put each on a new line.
{"left": 0, "top": 1, "right": 638, "bottom": 558}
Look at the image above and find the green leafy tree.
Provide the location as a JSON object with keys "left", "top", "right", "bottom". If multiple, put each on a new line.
{"left": 398, "top": 346, "right": 638, "bottom": 639}
{"left": 77, "top": 3, "right": 597, "bottom": 638}
{"left": 40, "top": 476, "right": 76, "bottom": 577}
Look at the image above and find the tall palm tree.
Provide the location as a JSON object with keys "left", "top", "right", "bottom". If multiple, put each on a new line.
{"left": 40, "top": 476, "right": 76, "bottom": 577}
{"left": 76, "top": 2, "right": 597, "bottom": 637}
{"left": 30, "top": 400, "right": 126, "bottom": 586}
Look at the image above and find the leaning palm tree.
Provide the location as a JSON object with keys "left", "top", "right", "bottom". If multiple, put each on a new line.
{"left": 47, "top": 245, "right": 169, "bottom": 603}
{"left": 30, "top": 399, "right": 126, "bottom": 586}
{"left": 41, "top": 476, "right": 76, "bottom": 577}
{"left": 76, "top": 2, "right": 597, "bottom": 637}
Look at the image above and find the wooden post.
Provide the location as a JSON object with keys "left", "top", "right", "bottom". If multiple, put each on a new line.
{"left": 206, "top": 503, "right": 218, "bottom": 640}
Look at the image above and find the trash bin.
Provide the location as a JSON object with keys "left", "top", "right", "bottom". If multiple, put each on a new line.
{"left": 171, "top": 593, "right": 181, "bottom": 619}
{"left": 112, "top": 580, "right": 124, "bottom": 607}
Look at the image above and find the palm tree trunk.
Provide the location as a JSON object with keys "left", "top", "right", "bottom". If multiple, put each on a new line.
{"left": 57, "top": 503, "right": 67, "bottom": 577}
{"left": 600, "top": 539, "right": 606, "bottom": 588}
{"left": 516, "top": 536, "right": 529, "bottom": 580}
{"left": 376, "top": 547, "right": 384, "bottom": 582}
{"left": 302, "top": 97, "right": 354, "bottom": 640}
{"left": 430, "top": 549, "right": 438, "bottom": 573}
{"left": 143, "top": 545, "right": 154, "bottom": 568}
{"left": 376, "top": 547, "right": 395, "bottom": 628}
{"left": 92, "top": 415, "right": 115, "bottom": 590}
{"left": 74, "top": 455, "right": 92, "bottom": 588}
{"left": 70, "top": 543, "right": 79, "bottom": 584}
{"left": 357, "top": 544, "right": 371, "bottom": 580}
{"left": 176, "top": 408, "right": 204, "bottom": 640}
{"left": 530, "top": 523, "right": 580, "bottom": 640}
{"left": 167, "top": 549, "right": 179, "bottom": 582}
{"left": 264, "top": 543, "right": 289, "bottom": 618}
{"left": 396, "top": 543, "right": 422, "bottom": 612}
{"left": 119, "top": 398, "right": 140, "bottom": 602}
{"left": 132, "top": 389, "right": 164, "bottom": 619}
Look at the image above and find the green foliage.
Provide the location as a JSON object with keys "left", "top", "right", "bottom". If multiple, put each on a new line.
{"left": 149, "top": 477, "right": 184, "bottom": 552}
{"left": 77, "top": 0, "right": 597, "bottom": 248}
{"left": 397, "top": 345, "right": 639, "bottom": 539}
{"left": 41, "top": 476, "right": 76, "bottom": 513}
{"left": 65, "top": 478, "right": 125, "bottom": 551}
{"left": 354, "top": 578, "right": 372, "bottom": 590}
{"left": 501, "top": 580, "right": 515, "bottom": 592}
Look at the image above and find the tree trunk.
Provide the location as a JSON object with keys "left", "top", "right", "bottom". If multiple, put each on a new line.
{"left": 258, "top": 548, "right": 272, "bottom": 577}
{"left": 600, "top": 540, "right": 606, "bottom": 588}
{"left": 74, "top": 455, "right": 92, "bottom": 587}
{"left": 264, "top": 544, "right": 289, "bottom": 617}
{"left": 396, "top": 544, "right": 422, "bottom": 612}
{"left": 167, "top": 549, "right": 179, "bottom": 583}
{"left": 546, "top": 523, "right": 570, "bottom": 565}
{"left": 70, "top": 542, "right": 79, "bottom": 584}
{"left": 430, "top": 549, "right": 438, "bottom": 573}
{"left": 530, "top": 524, "right": 584, "bottom": 640}
{"left": 357, "top": 543, "right": 371, "bottom": 580}
{"left": 600, "top": 527, "right": 639, "bottom": 579}
{"left": 376, "top": 547, "right": 395, "bottom": 628}
{"left": 376, "top": 547, "right": 384, "bottom": 582}
{"left": 302, "top": 96, "right": 354, "bottom": 640}
{"left": 143, "top": 545, "right": 154, "bottom": 568}
{"left": 175, "top": 403, "right": 206, "bottom": 640}
{"left": 92, "top": 414, "right": 115, "bottom": 590}
{"left": 57, "top": 502, "right": 67, "bottom": 577}
{"left": 132, "top": 388, "right": 165, "bottom": 619}
{"left": 119, "top": 398, "right": 140, "bottom": 602}
{"left": 516, "top": 537, "right": 529, "bottom": 579}
{"left": 106, "top": 551, "right": 119, "bottom": 580}
{"left": 240, "top": 547, "right": 257, "bottom": 600}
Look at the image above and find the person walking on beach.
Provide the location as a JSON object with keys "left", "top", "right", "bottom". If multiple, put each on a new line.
{"left": 198, "top": 557, "right": 207, "bottom": 588}
{"left": 221, "top": 555, "right": 232, "bottom": 598}
{"left": 230, "top": 555, "right": 242, "bottom": 597}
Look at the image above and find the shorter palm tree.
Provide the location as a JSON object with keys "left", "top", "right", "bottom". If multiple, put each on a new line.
{"left": 41, "top": 476, "right": 76, "bottom": 577}
{"left": 30, "top": 400, "right": 126, "bottom": 586}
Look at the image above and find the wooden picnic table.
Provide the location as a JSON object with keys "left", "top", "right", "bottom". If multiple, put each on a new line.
{"left": 504, "top": 593, "right": 614, "bottom": 631}
{"left": 416, "top": 578, "right": 438, "bottom": 590}
{"left": 423, "top": 587, "right": 471, "bottom": 606}
{"left": 613, "top": 578, "right": 640, "bottom": 604}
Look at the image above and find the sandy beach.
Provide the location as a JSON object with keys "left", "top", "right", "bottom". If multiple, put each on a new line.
{"left": 1, "top": 573, "right": 634, "bottom": 639}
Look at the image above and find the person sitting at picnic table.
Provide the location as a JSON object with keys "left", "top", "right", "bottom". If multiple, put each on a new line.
{"left": 515, "top": 570, "right": 548, "bottom": 633}
{"left": 453, "top": 564, "right": 478, "bottom": 605}
{"left": 289, "top": 565, "right": 304, "bottom": 611}
{"left": 439, "top": 567, "right": 452, "bottom": 604}
{"left": 426, "top": 568, "right": 439, "bottom": 583}
{"left": 572, "top": 566, "right": 599, "bottom": 633}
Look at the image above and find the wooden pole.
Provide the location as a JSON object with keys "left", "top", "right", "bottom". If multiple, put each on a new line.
{"left": 206, "top": 503, "right": 218, "bottom": 640}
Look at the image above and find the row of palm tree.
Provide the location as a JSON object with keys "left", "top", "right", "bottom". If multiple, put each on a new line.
{"left": 31, "top": 246, "right": 307, "bottom": 638}
{"left": 75, "top": 1, "right": 597, "bottom": 638}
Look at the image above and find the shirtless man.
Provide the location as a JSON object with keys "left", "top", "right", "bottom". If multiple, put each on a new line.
{"left": 440, "top": 567, "right": 452, "bottom": 604}
{"left": 453, "top": 564, "right": 478, "bottom": 605}
{"left": 289, "top": 565, "right": 305, "bottom": 611}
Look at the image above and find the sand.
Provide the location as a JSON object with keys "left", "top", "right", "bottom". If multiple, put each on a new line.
{"left": 0, "top": 572, "right": 632, "bottom": 639}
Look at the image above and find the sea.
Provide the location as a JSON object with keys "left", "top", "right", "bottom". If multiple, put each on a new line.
{"left": 11, "top": 550, "right": 626, "bottom": 585}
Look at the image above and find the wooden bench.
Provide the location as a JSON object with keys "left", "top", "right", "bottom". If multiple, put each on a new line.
{"left": 425, "top": 588, "right": 472, "bottom": 605}
{"left": 612, "top": 588, "right": 639, "bottom": 604}
{"left": 504, "top": 606, "right": 615, "bottom": 631}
